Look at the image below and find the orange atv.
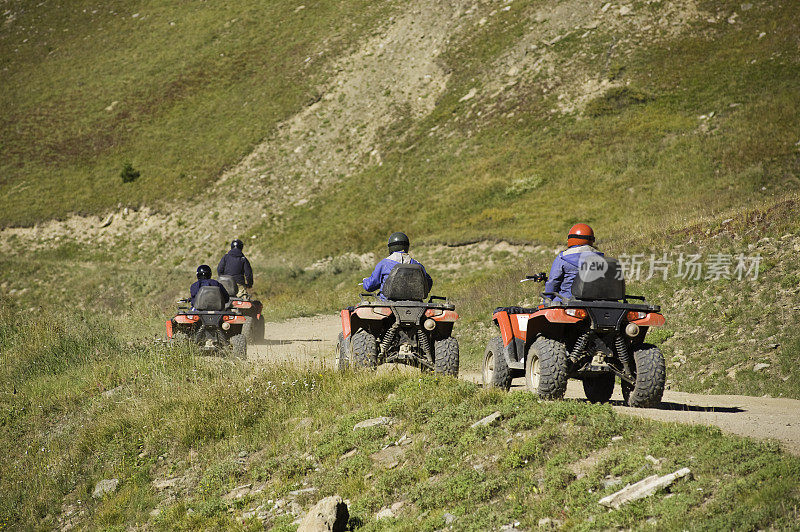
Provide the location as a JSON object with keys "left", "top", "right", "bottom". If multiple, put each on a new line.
{"left": 167, "top": 284, "right": 248, "bottom": 358}
{"left": 338, "top": 264, "right": 460, "bottom": 375}
{"left": 217, "top": 275, "right": 265, "bottom": 344}
{"left": 482, "top": 259, "right": 666, "bottom": 407}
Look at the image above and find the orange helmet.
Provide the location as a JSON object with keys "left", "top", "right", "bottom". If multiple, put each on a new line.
{"left": 567, "top": 223, "right": 595, "bottom": 247}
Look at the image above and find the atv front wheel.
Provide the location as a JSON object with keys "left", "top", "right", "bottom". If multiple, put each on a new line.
{"left": 230, "top": 333, "right": 247, "bottom": 360}
{"left": 621, "top": 344, "right": 666, "bottom": 408}
{"left": 434, "top": 336, "right": 459, "bottom": 376}
{"left": 350, "top": 330, "right": 378, "bottom": 369}
{"left": 526, "top": 336, "right": 568, "bottom": 399}
{"left": 337, "top": 332, "right": 350, "bottom": 371}
{"left": 483, "top": 337, "right": 512, "bottom": 390}
{"left": 582, "top": 373, "right": 615, "bottom": 403}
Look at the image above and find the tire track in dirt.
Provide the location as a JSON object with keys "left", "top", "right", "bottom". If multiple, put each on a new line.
{"left": 250, "top": 314, "right": 800, "bottom": 456}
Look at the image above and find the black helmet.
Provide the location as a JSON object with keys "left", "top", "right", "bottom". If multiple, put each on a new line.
{"left": 196, "top": 264, "right": 212, "bottom": 280}
{"left": 387, "top": 232, "right": 410, "bottom": 253}
{"left": 231, "top": 239, "right": 244, "bottom": 250}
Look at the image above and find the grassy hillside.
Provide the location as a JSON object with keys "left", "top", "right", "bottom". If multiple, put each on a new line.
{"left": 257, "top": 0, "right": 800, "bottom": 258}
{"left": 3, "top": 2, "right": 800, "bottom": 527}
{"left": 3, "top": 0, "right": 798, "bottom": 234}
{"left": 0, "top": 0, "right": 391, "bottom": 226}
{"left": 2, "top": 305, "right": 799, "bottom": 530}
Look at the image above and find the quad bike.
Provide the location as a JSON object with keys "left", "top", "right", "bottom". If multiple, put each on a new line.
{"left": 482, "top": 258, "right": 666, "bottom": 407}
{"left": 217, "top": 275, "right": 265, "bottom": 344}
{"left": 166, "top": 284, "right": 248, "bottom": 358}
{"left": 337, "top": 263, "right": 460, "bottom": 376}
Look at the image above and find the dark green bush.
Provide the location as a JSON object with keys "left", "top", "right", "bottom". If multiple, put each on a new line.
{"left": 120, "top": 162, "right": 140, "bottom": 183}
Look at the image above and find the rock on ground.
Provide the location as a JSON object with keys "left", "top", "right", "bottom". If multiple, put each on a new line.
{"left": 376, "top": 507, "right": 395, "bottom": 520}
{"left": 297, "top": 495, "right": 349, "bottom": 532}
{"left": 353, "top": 416, "right": 395, "bottom": 430}
{"left": 599, "top": 467, "right": 691, "bottom": 509}
{"left": 471, "top": 411, "right": 502, "bottom": 428}
{"left": 92, "top": 478, "right": 119, "bottom": 499}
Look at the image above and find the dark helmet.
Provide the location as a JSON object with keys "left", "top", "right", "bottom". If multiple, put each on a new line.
{"left": 196, "top": 264, "right": 212, "bottom": 280}
{"left": 388, "top": 231, "right": 410, "bottom": 253}
{"left": 231, "top": 239, "right": 244, "bottom": 250}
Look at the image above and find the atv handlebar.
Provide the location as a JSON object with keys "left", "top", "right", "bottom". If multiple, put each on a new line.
{"left": 520, "top": 272, "right": 548, "bottom": 283}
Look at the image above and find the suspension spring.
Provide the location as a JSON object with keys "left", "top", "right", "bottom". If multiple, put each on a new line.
{"left": 417, "top": 329, "right": 433, "bottom": 362}
{"left": 569, "top": 331, "right": 593, "bottom": 364}
{"left": 615, "top": 334, "right": 634, "bottom": 377}
{"left": 380, "top": 322, "right": 400, "bottom": 354}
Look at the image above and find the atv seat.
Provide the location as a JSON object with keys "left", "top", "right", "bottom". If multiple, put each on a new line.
{"left": 218, "top": 275, "right": 238, "bottom": 297}
{"left": 382, "top": 263, "right": 430, "bottom": 301}
{"left": 194, "top": 285, "right": 227, "bottom": 311}
{"left": 570, "top": 257, "right": 625, "bottom": 301}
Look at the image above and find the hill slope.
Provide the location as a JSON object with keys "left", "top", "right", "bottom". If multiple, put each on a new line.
{"left": 2, "top": 0, "right": 800, "bottom": 401}
{"left": 1, "top": 307, "right": 799, "bottom": 529}
{"left": 3, "top": 1, "right": 800, "bottom": 529}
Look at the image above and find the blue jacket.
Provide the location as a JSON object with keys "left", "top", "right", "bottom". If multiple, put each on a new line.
{"left": 362, "top": 252, "right": 433, "bottom": 300}
{"left": 544, "top": 245, "right": 604, "bottom": 301}
{"left": 190, "top": 278, "right": 230, "bottom": 307}
{"left": 217, "top": 248, "right": 253, "bottom": 287}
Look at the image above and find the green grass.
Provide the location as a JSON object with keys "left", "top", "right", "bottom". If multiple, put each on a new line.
{"left": 1, "top": 303, "right": 799, "bottom": 529}
{"left": 0, "top": 0, "right": 393, "bottom": 226}
{"left": 4, "top": 1, "right": 800, "bottom": 528}
{"left": 255, "top": 0, "right": 800, "bottom": 259}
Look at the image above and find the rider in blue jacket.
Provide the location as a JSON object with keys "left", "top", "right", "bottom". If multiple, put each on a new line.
{"left": 544, "top": 223, "right": 603, "bottom": 302}
{"left": 217, "top": 239, "right": 253, "bottom": 296}
{"left": 363, "top": 232, "right": 432, "bottom": 300}
{"left": 190, "top": 264, "right": 229, "bottom": 308}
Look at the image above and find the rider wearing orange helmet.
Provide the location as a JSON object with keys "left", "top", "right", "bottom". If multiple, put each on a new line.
{"left": 544, "top": 223, "right": 604, "bottom": 301}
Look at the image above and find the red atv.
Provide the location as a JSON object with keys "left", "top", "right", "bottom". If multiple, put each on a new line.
{"left": 217, "top": 275, "right": 265, "bottom": 344}
{"left": 482, "top": 258, "right": 666, "bottom": 407}
{"left": 166, "top": 284, "right": 248, "bottom": 358}
{"left": 337, "top": 264, "right": 460, "bottom": 375}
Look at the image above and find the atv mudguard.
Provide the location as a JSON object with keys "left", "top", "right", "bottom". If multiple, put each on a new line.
{"left": 231, "top": 299, "right": 263, "bottom": 320}
{"left": 341, "top": 302, "right": 458, "bottom": 341}
{"left": 340, "top": 309, "right": 353, "bottom": 340}
{"left": 492, "top": 308, "right": 582, "bottom": 370}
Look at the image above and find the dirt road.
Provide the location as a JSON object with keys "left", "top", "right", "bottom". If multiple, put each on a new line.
{"left": 249, "top": 315, "right": 800, "bottom": 456}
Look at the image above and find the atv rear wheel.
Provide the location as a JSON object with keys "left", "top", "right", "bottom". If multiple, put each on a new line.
{"left": 434, "top": 336, "right": 459, "bottom": 376}
{"left": 350, "top": 329, "right": 378, "bottom": 369}
{"left": 254, "top": 316, "right": 265, "bottom": 345}
{"left": 621, "top": 344, "right": 666, "bottom": 408}
{"left": 483, "top": 337, "right": 512, "bottom": 390}
{"left": 242, "top": 317, "right": 255, "bottom": 344}
{"left": 526, "top": 336, "right": 568, "bottom": 399}
{"left": 337, "top": 332, "right": 350, "bottom": 371}
{"left": 230, "top": 333, "right": 247, "bottom": 360}
{"left": 582, "top": 373, "right": 615, "bottom": 403}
